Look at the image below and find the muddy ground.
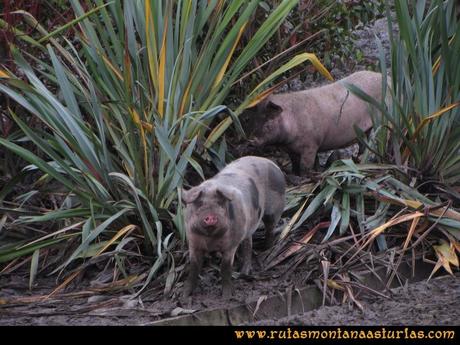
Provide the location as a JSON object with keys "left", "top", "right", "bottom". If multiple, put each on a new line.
{"left": 1, "top": 266, "right": 459, "bottom": 326}
{"left": 0, "top": 247, "right": 317, "bottom": 325}
{"left": 256, "top": 274, "right": 460, "bottom": 326}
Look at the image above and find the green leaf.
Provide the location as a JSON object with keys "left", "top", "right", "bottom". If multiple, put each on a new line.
{"left": 29, "top": 249, "right": 40, "bottom": 290}
{"left": 293, "top": 185, "right": 336, "bottom": 231}
{"left": 339, "top": 192, "right": 350, "bottom": 234}
{"left": 323, "top": 201, "right": 342, "bottom": 242}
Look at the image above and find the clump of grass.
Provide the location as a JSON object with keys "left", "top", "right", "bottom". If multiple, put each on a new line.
{"left": 273, "top": 0, "right": 460, "bottom": 300}
{"left": 0, "top": 0, "right": 332, "bottom": 292}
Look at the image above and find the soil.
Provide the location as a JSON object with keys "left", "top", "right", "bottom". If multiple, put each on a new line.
{"left": 255, "top": 274, "right": 460, "bottom": 326}
{"left": 1, "top": 267, "right": 459, "bottom": 326}
{"left": 0, "top": 247, "right": 314, "bottom": 326}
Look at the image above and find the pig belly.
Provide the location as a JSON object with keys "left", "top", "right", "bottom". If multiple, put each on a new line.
{"left": 319, "top": 126, "right": 361, "bottom": 151}
{"left": 318, "top": 107, "right": 372, "bottom": 151}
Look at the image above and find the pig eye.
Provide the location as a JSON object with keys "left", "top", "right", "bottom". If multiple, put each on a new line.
{"left": 193, "top": 199, "right": 203, "bottom": 207}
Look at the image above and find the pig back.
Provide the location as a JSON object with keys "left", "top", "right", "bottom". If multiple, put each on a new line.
{"left": 315, "top": 71, "right": 385, "bottom": 150}
{"left": 269, "top": 71, "right": 387, "bottom": 151}
{"left": 214, "top": 156, "right": 286, "bottom": 236}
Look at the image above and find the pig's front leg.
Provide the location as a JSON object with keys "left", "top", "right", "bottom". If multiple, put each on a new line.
{"left": 288, "top": 151, "right": 301, "bottom": 175}
{"left": 221, "top": 247, "right": 237, "bottom": 298}
{"left": 299, "top": 147, "right": 318, "bottom": 175}
{"left": 324, "top": 150, "right": 341, "bottom": 168}
{"left": 183, "top": 249, "right": 204, "bottom": 297}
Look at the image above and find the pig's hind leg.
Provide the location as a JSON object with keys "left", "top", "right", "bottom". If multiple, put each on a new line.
{"left": 262, "top": 200, "right": 284, "bottom": 249}
{"left": 263, "top": 166, "right": 286, "bottom": 248}
{"left": 239, "top": 237, "right": 253, "bottom": 275}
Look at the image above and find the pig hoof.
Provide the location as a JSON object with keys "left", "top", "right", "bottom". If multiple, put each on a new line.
{"left": 286, "top": 174, "right": 303, "bottom": 185}
{"left": 263, "top": 238, "right": 274, "bottom": 250}
{"left": 222, "top": 285, "right": 233, "bottom": 299}
{"left": 182, "top": 285, "right": 194, "bottom": 299}
{"left": 179, "top": 295, "right": 193, "bottom": 307}
{"left": 241, "top": 265, "right": 251, "bottom": 276}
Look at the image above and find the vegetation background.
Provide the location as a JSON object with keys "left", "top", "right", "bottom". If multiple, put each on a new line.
{"left": 0, "top": 0, "right": 458, "bottom": 311}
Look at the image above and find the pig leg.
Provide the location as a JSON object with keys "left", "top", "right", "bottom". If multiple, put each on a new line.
{"left": 262, "top": 214, "right": 276, "bottom": 249}
{"left": 325, "top": 150, "right": 341, "bottom": 168}
{"left": 299, "top": 147, "right": 318, "bottom": 175}
{"left": 355, "top": 127, "right": 373, "bottom": 160}
{"left": 221, "top": 247, "right": 237, "bottom": 298}
{"left": 240, "top": 237, "right": 253, "bottom": 275}
{"left": 183, "top": 249, "right": 204, "bottom": 297}
{"left": 288, "top": 151, "right": 301, "bottom": 175}
{"left": 357, "top": 127, "right": 372, "bottom": 157}
{"left": 313, "top": 155, "right": 321, "bottom": 171}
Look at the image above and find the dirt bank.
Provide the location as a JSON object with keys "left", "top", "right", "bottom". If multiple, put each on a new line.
{"left": 253, "top": 274, "right": 460, "bottom": 326}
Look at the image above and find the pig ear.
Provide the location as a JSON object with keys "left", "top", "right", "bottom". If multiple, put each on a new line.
{"left": 255, "top": 98, "right": 269, "bottom": 112}
{"left": 182, "top": 187, "right": 202, "bottom": 204}
{"left": 266, "top": 101, "right": 283, "bottom": 116}
{"left": 216, "top": 188, "right": 234, "bottom": 202}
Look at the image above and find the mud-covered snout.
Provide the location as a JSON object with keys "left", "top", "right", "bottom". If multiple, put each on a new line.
{"left": 238, "top": 100, "right": 284, "bottom": 149}
{"left": 248, "top": 135, "right": 266, "bottom": 147}
{"left": 235, "top": 137, "right": 263, "bottom": 157}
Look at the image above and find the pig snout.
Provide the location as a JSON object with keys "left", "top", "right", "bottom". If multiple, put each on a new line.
{"left": 203, "top": 214, "right": 218, "bottom": 227}
{"left": 248, "top": 138, "right": 259, "bottom": 146}
{"left": 247, "top": 137, "right": 266, "bottom": 149}
{"left": 196, "top": 212, "right": 226, "bottom": 237}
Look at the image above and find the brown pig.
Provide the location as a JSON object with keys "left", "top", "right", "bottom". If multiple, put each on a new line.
{"left": 241, "top": 71, "right": 391, "bottom": 175}
{"left": 182, "top": 156, "right": 285, "bottom": 298}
